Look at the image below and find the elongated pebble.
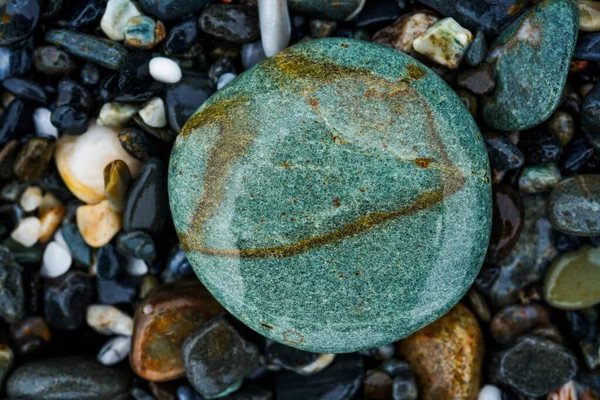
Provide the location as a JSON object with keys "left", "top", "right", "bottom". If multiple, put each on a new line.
{"left": 10, "top": 216, "right": 41, "bottom": 247}
{"left": 41, "top": 241, "right": 72, "bottom": 278}
{"left": 87, "top": 304, "right": 134, "bottom": 336}
{"left": 259, "top": 0, "right": 291, "bottom": 57}
{"left": 98, "top": 336, "right": 131, "bottom": 366}
{"left": 149, "top": 57, "right": 182, "bottom": 84}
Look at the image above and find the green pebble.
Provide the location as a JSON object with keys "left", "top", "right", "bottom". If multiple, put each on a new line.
{"left": 544, "top": 246, "right": 600, "bottom": 310}
{"left": 169, "top": 38, "right": 492, "bottom": 353}
{"left": 519, "top": 164, "right": 561, "bottom": 194}
{"left": 482, "top": 0, "right": 579, "bottom": 131}
{"left": 124, "top": 16, "right": 158, "bottom": 49}
{"left": 548, "top": 174, "right": 600, "bottom": 236}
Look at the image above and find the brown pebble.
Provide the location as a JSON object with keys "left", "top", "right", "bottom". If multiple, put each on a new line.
{"left": 363, "top": 369, "right": 393, "bottom": 400}
{"left": 490, "top": 304, "right": 549, "bottom": 344}
{"left": 456, "top": 63, "right": 496, "bottom": 95}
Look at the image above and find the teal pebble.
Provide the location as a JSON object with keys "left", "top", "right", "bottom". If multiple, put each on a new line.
{"left": 169, "top": 38, "right": 492, "bottom": 353}
{"left": 124, "top": 16, "right": 159, "bottom": 49}
{"left": 482, "top": 0, "right": 579, "bottom": 131}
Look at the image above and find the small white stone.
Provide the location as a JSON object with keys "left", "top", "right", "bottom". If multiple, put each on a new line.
{"left": 139, "top": 97, "right": 167, "bottom": 128}
{"left": 413, "top": 17, "right": 473, "bottom": 69}
{"left": 149, "top": 57, "right": 182, "bottom": 84}
{"left": 87, "top": 304, "right": 134, "bottom": 336}
{"left": 100, "top": 0, "right": 142, "bottom": 41}
{"left": 41, "top": 241, "right": 72, "bottom": 278}
{"left": 478, "top": 385, "right": 502, "bottom": 400}
{"left": 258, "top": 0, "right": 291, "bottom": 57}
{"left": 296, "top": 354, "right": 335, "bottom": 375}
{"left": 53, "top": 229, "right": 68, "bottom": 250}
{"left": 97, "top": 336, "right": 131, "bottom": 366}
{"left": 97, "top": 102, "right": 140, "bottom": 128}
{"left": 33, "top": 108, "right": 58, "bottom": 138}
{"left": 126, "top": 257, "right": 148, "bottom": 276}
{"left": 10, "top": 217, "right": 41, "bottom": 248}
{"left": 19, "top": 186, "right": 43, "bottom": 212}
{"left": 217, "top": 73, "right": 237, "bottom": 90}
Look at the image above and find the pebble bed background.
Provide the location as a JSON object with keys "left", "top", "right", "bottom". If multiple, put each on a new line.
{"left": 0, "top": 0, "right": 599, "bottom": 399}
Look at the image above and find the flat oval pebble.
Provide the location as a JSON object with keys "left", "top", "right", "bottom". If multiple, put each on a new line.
{"left": 481, "top": 0, "right": 579, "bottom": 131}
{"left": 548, "top": 175, "right": 600, "bottom": 237}
{"left": 169, "top": 38, "right": 492, "bottom": 353}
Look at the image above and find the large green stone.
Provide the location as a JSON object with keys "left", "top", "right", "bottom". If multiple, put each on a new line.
{"left": 169, "top": 38, "right": 492, "bottom": 353}
{"left": 481, "top": 0, "right": 578, "bottom": 131}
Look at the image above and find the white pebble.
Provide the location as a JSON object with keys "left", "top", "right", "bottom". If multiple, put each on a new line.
{"left": 10, "top": 217, "right": 41, "bottom": 248}
{"left": 53, "top": 229, "right": 69, "bottom": 250}
{"left": 97, "top": 336, "right": 131, "bottom": 366}
{"left": 87, "top": 304, "right": 133, "bottom": 336}
{"left": 149, "top": 57, "right": 182, "bottom": 84}
{"left": 478, "top": 385, "right": 502, "bottom": 400}
{"left": 296, "top": 354, "right": 335, "bottom": 375}
{"left": 100, "top": 0, "right": 142, "bottom": 41}
{"left": 41, "top": 241, "right": 72, "bottom": 278}
{"left": 97, "top": 102, "right": 140, "bottom": 128}
{"left": 413, "top": 17, "right": 473, "bottom": 69}
{"left": 19, "top": 186, "right": 43, "bottom": 212}
{"left": 258, "top": 0, "right": 291, "bottom": 57}
{"left": 126, "top": 257, "right": 148, "bottom": 276}
{"left": 33, "top": 108, "right": 58, "bottom": 138}
{"left": 139, "top": 97, "right": 167, "bottom": 128}
{"left": 217, "top": 73, "right": 237, "bottom": 90}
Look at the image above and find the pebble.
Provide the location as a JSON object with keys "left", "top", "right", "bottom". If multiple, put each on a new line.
{"left": 139, "top": 0, "right": 212, "bottom": 21}
{"left": 575, "top": 32, "right": 600, "bottom": 62}
{"left": 44, "top": 271, "right": 94, "bottom": 330}
{"left": 579, "top": 1, "right": 600, "bottom": 32}
{"left": 363, "top": 369, "right": 393, "bottom": 400}
{"left": 33, "top": 45, "right": 75, "bottom": 76}
{"left": 519, "top": 164, "right": 562, "bottom": 194}
{"left": 38, "top": 204, "right": 66, "bottom": 243}
{"left": 14, "top": 136, "right": 55, "bottom": 183}
{"left": 97, "top": 274, "right": 140, "bottom": 305}
{"left": 559, "top": 138, "right": 595, "bottom": 174}
{"left": 61, "top": 223, "right": 92, "bottom": 266}
{"left": 392, "top": 373, "right": 418, "bottom": 400}
{"left": 124, "top": 16, "right": 166, "bottom": 49}
{"left": 149, "top": 57, "right": 182, "bottom": 84}
{"left": 0, "top": 247, "right": 25, "bottom": 324}
{"left": 259, "top": 0, "right": 291, "bottom": 57}
{"left": 101, "top": 0, "right": 143, "bottom": 41}
{"left": 199, "top": 5, "right": 260, "bottom": 43}
{"left": 217, "top": 72, "right": 237, "bottom": 90}
{"left": 98, "top": 335, "right": 131, "bottom": 366}
{"left": 275, "top": 353, "right": 363, "bottom": 399}
{"left": 165, "top": 16, "right": 198, "bottom": 55}
{"left": 543, "top": 246, "right": 600, "bottom": 310}
{"left": 265, "top": 340, "right": 335, "bottom": 375}
{"left": 139, "top": 97, "right": 167, "bottom": 128}
{"left": 116, "top": 230, "right": 156, "bottom": 261}
{"left": 0, "top": 36, "right": 33, "bottom": 80}
{"left": 76, "top": 200, "right": 123, "bottom": 248}
{"left": 118, "top": 126, "right": 159, "bottom": 160}
{"left": 81, "top": 63, "right": 100, "bottom": 86}
{"left": 104, "top": 160, "right": 131, "bottom": 212}
{"left": 487, "top": 184, "right": 523, "bottom": 263}
{"left": 478, "top": 385, "right": 502, "bottom": 400}
{"left": 45, "top": 29, "right": 130, "bottom": 70}
{"left": 309, "top": 19, "right": 338, "bottom": 38}
{"left": 489, "top": 336, "right": 577, "bottom": 397}
{"left": 0, "top": 140, "right": 20, "bottom": 180}
{"left": 241, "top": 40, "right": 267, "bottom": 69}
{"left": 465, "top": 30, "right": 488, "bottom": 67}
{"left": 87, "top": 304, "right": 134, "bottom": 336}
{"left": 520, "top": 130, "right": 563, "bottom": 165}
{"left": 484, "top": 132, "right": 524, "bottom": 172}
{"left": 10, "top": 216, "right": 41, "bottom": 247}
{"left": 130, "top": 282, "right": 224, "bottom": 381}
{"left": 62, "top": 0, "right": 104, "bottom": 30}
{"left": 287, "top": 0, "right": 365, "bottom": 21}
{"left": 490, "top": 304, "right": 549, "bottom": 344}
{"left": 41, "top": 241, "right": 72, "bottom": 278}
{"left": 398, "top": 304, "right": 484, "bottom": 400}
{"left": 123, "top": 157, "right": 168, "bottom": 237}
{"left": 457, "top": 63, "right": 496, "bottom": 95}
{"left": 161, "top": 244, "right": 193, "bottom": 282}
{"left": 548, "top": 111, "right": 575, "bottom": 147}
{"left": 2, "top": 78, "right": 47, "bottom": 105}
{"left": 126, "top": 257, "right": 148, "bottom": 276}
{"left": 55, "top": 123, "right": 141, "bottom": 204}
{"left": 548, "top": 175, "right": 600, "bottom": 236}
{"left": 6, "top": 357, "right": 132, "bottom": 400}
{"left": 97, "top": 102, "right": 140, "bottom": 128}
{"left": 20, "top": 186, "right": 42, "bottom": 212}
{"left": 413, "top": 18, "right": 473, "bottom": 69}
{"left": 0, "top": 0, "right": 39, "bottom": 45}
{"left": 482, "top": 0, "right": 579, "bottom": 130}
{"left": 51, "top": 106, "right": 88, "bottom": 136}
{"left": 582, "top": 83, "right": 600, "bottom": 149}
{"left": 0, "top": 344, "right": 14, "bottom": 388}
{"left": 359, "top": 343, "right": 395, "bottom": 360}
{"left": 96, "top": 243, "right": 126, "bottom": 280}
{"left": 355, "top": 0, "right": 403, "bottom": 29}
{"left": 182, "top": 316, "right": 261, "bottom": 398}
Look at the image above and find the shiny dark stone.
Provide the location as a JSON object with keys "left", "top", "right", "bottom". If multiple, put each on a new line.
{"left": 487, "top": 185, "right": 523, "bottom": 264}
{"left": 131, "top": 387, "right": 155, "bottom": 400}
{"left": 199, "top": 5, "right": 260, "bottom": 43}
{"left": 559, "top": 137, "right": 595, "bottom": 175}
{"left": 392, "top": 373, "right": 418, "bottom": 400}
{"left": 118, "top": 126, "right": 159, "bottom": 160}
{"left": 220, "top": 385, "right": 272, "bottom": 400}
{"left": 96, "top": 243, "right": 126, "bottom": 281}
{"left": 114, "top": 81, "right": 164, "bottom": 103}
{"left": 44, "top": 271, "right": 94, "bottom": 330}
{"left": 208, "top": 57, "right": 235, "bottom": 83}
{"left": 123, "top": 158, "right": 168, "bottom": 237}
{"left": 42, "top": 0, "right": 63, "bottom": 18}
{"left": 574, "top": 33, "right": 600, "bottom": 61}
{"left": 490, "top": 304, "right": 549, "bottom": 344}
{"left": 61, "top": 224, "right": 92, "bottom": 267}
{"left": 162, "top": 244, "right": 193, "bottom": 282}
{"left": 0, "top": 247, "right": 25, "bottom": 324}
{"left": 116, "top": 230, "right": 156, "bottom": 262}
{"left": 519, "top": 130, "right": 563, "bottom": 165}
{"left": 176, "top": 385, "right": 203, "bottom": 400}
{"left": 165, "top": 73, "right": 214, "bottom": 133}
{"left": 457, "top": 63, "right": 496, "bottom": 95}
{"left": 2, "top": 78, "right": 47, "bottom": 104}
{"left": 13, "top": 136, "right": 55, "bottom": 182}
{"left": 483, "top": 132, "right": 524, "bottom": 171}
{"left": 133, "top": 115, "right": 174, "bottom": 142}
{"left": 363, "top": 369, "right": 393, "bottom": 400}
{"left": 62, "top": 0, "right": 105, "bottom": 30}
{"left": 355, "top": 0, "right": 403, "bottom": 29}
{"left": 1, "top": 237, "right": 44, "bottom": 265}
{"left": 10, "top": 316, "right": 52, "bottom": 355}
{"left": 139, "top": 0, "right": 212, "bottom": 21}
{"left": 417, "top": 0, "right": 530, "bottom": 35}
{"left": 554, "top": 233, "right": 582, "bottom": 253}
{"left": 581, "top": 83, "right": 600, "bottom": 149}
{"left": 81, "top": 63, "right": 100, "bottom": 86}
{"left": 0, "top": 204, "right": 21, "bottom": 240}
{"left": 6, "top": 357, "right": 132, "bottom": 400}
{"left": 119, "top": 51, "right": 152, "bottom": 92}
{"left": 96, "top": 274, "right": 139, "bottom": 305}
{"left": 565, "top": 311, "right": 592, "bottom": 341}
{"left": 265, "top": 340, "right": 322, "bottom": 372}
{"left": 57, "top": 78, "right": 93, "bottom": 111}
{"left": 275, "top": 353, "right": 363, "bottom": 399}
{"left": 0, "top": 140, "right": 20, "bottom": 180}
{"left": 33, "top": 45, "right": 76, "bottom": 76}
{"left": 0, "top": 0, "right": 40, "bottom": 46}
{"left": 0, "top": 99, "right": 25, "bottom": 146}
{"left": 489, "top": 336, "right": 577, "bottom": 397}
{"left": 0, "top": 36, "right": 33, "bottom": 80}
{"left": 465, "top": 31, "right": 488, "bottom": 67}
{"left": 165, "top": 16, "right": 199, "bottom": 55}
{"left": 39, "top": 165, "right": 73, "bottom": 202}
{"left": 50, "top": 105, "right": 88, "bottom": 136}
{"left": 182, "top": 316, "right": 261, "bottom": 398}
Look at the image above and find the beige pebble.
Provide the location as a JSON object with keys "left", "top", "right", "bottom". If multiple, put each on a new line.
{"left": 76, "top": 200, "right": 122, "bottom": 248}
{"left": 19, "top": 186, "right": 43, "bottom": 212}
{"left": 10, "top": 216, "right": 41, "bottom": 247}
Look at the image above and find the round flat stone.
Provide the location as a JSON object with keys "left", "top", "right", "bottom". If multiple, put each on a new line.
{"left": 169, "top": 38, "right": 492, "bottom": 353}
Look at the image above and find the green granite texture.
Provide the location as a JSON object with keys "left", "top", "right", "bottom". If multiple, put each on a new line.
{"left": 482, "top": 0, "right": 578, "bottom": 131}
{"left": 287, "top": 0, "right": 366, "bottom": 21}
{"left": 169, "top": 38, "right": 492, "bottom": 353}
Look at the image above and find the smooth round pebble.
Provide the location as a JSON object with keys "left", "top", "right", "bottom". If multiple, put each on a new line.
{"left": 98, "top": 336, "right": 132, "bottom": 366}
{"left": 478, "top": 385, "right": 502, "bottom": 400}
{"left": 19, "top": 186, "right": 42, "bottom": 212}
{"left": 41, "top": 241, "right": 72, "bottom": 278}
{"left": 149, "top": 57, "right": 182, "bottom": 84}
{"left": 87, "top": 304, "right": 134, "bottom": 336}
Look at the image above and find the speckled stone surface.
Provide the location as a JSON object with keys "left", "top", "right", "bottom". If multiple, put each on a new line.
{"left": 481, "top": 0, "right": 579, "bottom": 131}
{"left": 169, "top": 38, "right": 492, "bottom": 353}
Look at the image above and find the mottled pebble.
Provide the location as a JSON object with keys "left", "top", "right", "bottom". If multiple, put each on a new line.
{"left": 87, "top": 304, "right": 133, "bottom": 336}
{"left": 519, "top": 164, "right": 562, "bottom": 194}
{"left": 548, "top": 175, "right": 600, "bottom": 236}
{"left": 76, "top": 200, "right": 122, "bottom": 248}
{"left": 413, "top": 18, "right": 473, "bottom": 69}
{"left": 0, "top": 247, "right": 25, "bottom": 323}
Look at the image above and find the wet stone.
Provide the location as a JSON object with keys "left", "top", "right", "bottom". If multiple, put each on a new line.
{"left": 100, "top": 0, "right": 143, "bottom": 41}
{"left": 124, "top": 16, "right": 165, "bottom": 49}
{"left": 116, "top": 230, "right": 156, "bottom": 261}
{"left": 490, "top": 304, "right": 549, "bottom": 344}
{"left": 309, "top": 19, "right": 338, "bottom": 38}
{"left": 0, "top": 247, "right": 25, "bottom": 324}
{"left": 483, "top": 132, "right": 524, "bottom": 172}
{"left": 165, "top": 16, "right": 198, "bottom": 56}
{"left": 358, "top": 343, "right": 395, "bottom": 361}
{"left": 559, "top": 138, "right": 595, "bottom": 175}
{"left": 0, "top": 36, "right": 33, "bottom": 80}
{"left": 118, "top": 126, "right": 159, "bottom": 160}
{"left": 14, "top": 136, "right": 55, "bottom": 183}
{"left": 265, "top": 340, "right": 334, "bottom": 375}
{"left": 519, "top": 164, "right": 562, "bottom": 194}
{"left": 0, "top": 344, "right": 13, "bottom": 387}
{"left": 97, "top": 274, "right": 139, "bottom": 305}
{"left": 465, "top": 30, "right": 488, "bottom": 67}
{"left": 2, "top": 78, "right": 47, "bottom": 105}
{"left": 61, "top": 223, "right": 92, "bottom": 267}
{"left": 76, "top": 200, "right": 122, "bottom": 248}
{"left": 170, "top": 38, "right": 491, "bottom": 353}
{"left": 162, "top": 244, "right": 193, "bottom": 282}
{"left": 96, "top": 243, "right": 126, "bottom": 280}
{"left": 487, "top": 184, "right": 523, "bottom": 264}
{"left": 33, "top": 45, "right": 76, "bottom": 76}
{"left": 574, "top": 32, "right": 600, "bottom": 61}
{"left": 0, "top": 0, "right": 40, "bottom": 46}
{"left": 519, "top": 130, "right": 563, "bottom": 165}
{"left": 139, "top": 0, "right": 212, "bottom": 21}
{"left": 548, "top": 111, "right": 575, "bottom": 147}
{"left": 548, "top": 175, "right": 600, "bottom": 236}
{"left": 489, "top": 336, "right": 577, "bottom": 397}
{"left": 182, "top": 316, "right": 261, "bottom": 398}
{"left": 355, "top": 0, "right": 403, "bottom": 29}
{"left": 104, "top": 160, "right": 131, "bottom": 212}
{"left": 62, "top": 0, "right": 105, "bottom": 30}
{"left": 363, "top": 369, "right": 393, "bottom": 400}
{"left": 482, "top": 0, "right": 579, "bottom": 131}
{"left": 199, "top": 5, "right": 260, "bottom": 43}
{"left": 0, "top": 99, "right": 25, "bottom": 146}
{"left": 581, "top": 83, "right": 600, "bottom": 149}
{"left": 81, "top": 63, "right": 100, "bottom": 86}
{"left": 51, "top": 106, "right": 89, "bottom": 136}
{"left": 241, "top": 40, "right": 267, "bottom": 70}
{"left": 579, "top": 0, "right": 600, "bottom": 32}
{"left": 44, "top": 271, "right": 94, "bottom": 330}
{"left": 456, "top": 63, "right": 496, "bottom": 95}
{"left": 6, "top": 357, "right": 132, "bottom": 400}
{"left": 0, "top": 140, "right": 20, "bottom": 180}
{"left": 412, "top": 18, "right": 473, "bottom": 69}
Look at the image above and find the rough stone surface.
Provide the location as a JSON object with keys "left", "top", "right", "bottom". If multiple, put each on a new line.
{"left": 548, "top": 175, "right": 600, "bottom": 237}
{"left": 169, "top": 38, "right": 492, "bottom": 353}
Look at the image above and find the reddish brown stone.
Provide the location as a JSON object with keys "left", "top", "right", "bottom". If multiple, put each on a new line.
{"left": 363, "top": 369, "right": 393, "bottom": 400}
{"left": 486, "top": 184, "right": 523, "bottom": 263}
